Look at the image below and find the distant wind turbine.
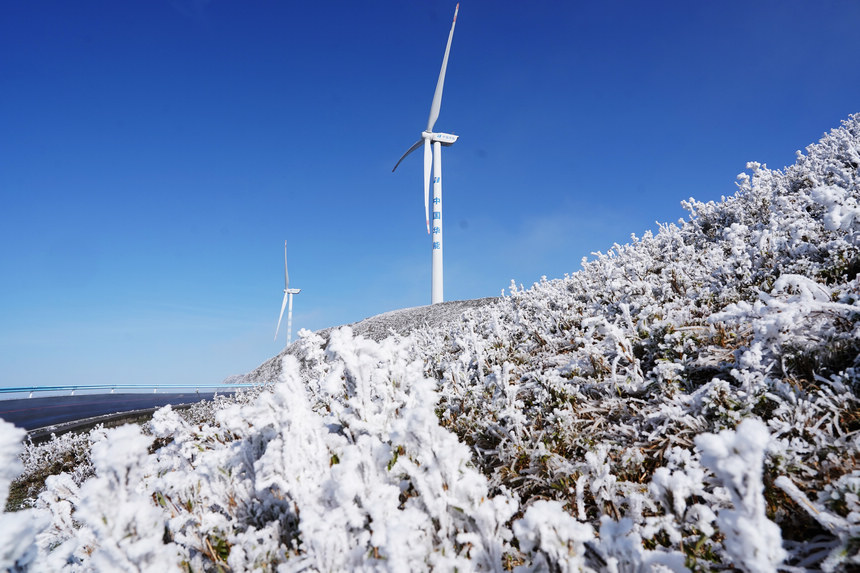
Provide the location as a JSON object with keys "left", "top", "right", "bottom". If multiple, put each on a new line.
{"left": 393, "top": 3, "right": 460, "bottom": 305}
{"left": 274, "top": 240, "right": 301, "bottom": 347}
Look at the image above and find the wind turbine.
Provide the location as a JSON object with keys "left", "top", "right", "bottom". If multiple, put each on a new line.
{"left": 274, "top": 240, "right": 301, "bottom": 347}
{"left": 393, "top": 3, "right": 460, "bottom": 305}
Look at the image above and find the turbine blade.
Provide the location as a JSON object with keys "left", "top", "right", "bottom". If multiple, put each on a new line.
{"left": 426, "top": 3, "right": 459, "bottom": 133}
{"left": 284, "top": 240, "right": 290, "bottom": 289}
{"left": 274, "top": 292, "right": 288, "bottom": 341}
{"left": 393, "top": 139, "right": 424, "bottom": 172}
{"left": 424, "top": 138, "right": 432, "bottom": 234}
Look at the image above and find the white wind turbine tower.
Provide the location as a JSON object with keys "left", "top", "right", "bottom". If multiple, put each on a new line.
{"left": 274, "top": 240, "right": 301, "bottom": 347}
{"left": 393, "top": 3, "right": 459, "bottom": 305}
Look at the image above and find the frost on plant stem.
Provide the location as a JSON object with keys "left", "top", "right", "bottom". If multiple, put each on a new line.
{"left": 775, "top": 474, "right": 860, "bottom": 572}
{"left": 696, "top": 419, "right": 786, "bottom": 573}
{"left": 512, "top": 500, "right": 594, "bottom": 572}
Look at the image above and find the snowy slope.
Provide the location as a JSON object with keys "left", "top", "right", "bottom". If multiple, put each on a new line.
{"left": 2, "top": 115, "right": 859, "bottom": 571}
{"left": 237, "top": 297, "right": 499, "bottom": 385}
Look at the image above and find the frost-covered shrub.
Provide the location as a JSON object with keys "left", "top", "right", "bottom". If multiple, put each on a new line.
{"left": 411, "top": 114, "right": 860, "bottom": 570}
{"left": 696, "top": 419, "right": 786, "bottom": 572}
{"left": 0, "top": 421, "right": 49, "bottom": 571}
{"left": 132, "top": 331, "right": 519, "bottom": 571}
{"left": 512, "top": 500, "right": 593, "bottom": 572}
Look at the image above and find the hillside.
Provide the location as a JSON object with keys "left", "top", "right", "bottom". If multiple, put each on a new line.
{"left": 1, "top": 115, "right": 858, "bottom": 571}
{"left": 237, "top": 297, "right": 498, "bottom": 385}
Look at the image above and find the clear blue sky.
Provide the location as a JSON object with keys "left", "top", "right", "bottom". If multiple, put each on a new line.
{"left": 2, "top": 0, "right": 859, "bottom": 390}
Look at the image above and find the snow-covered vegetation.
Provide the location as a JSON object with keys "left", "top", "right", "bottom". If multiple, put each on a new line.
{"left": 3, "top": 115, "right": 860, "bottom": 571}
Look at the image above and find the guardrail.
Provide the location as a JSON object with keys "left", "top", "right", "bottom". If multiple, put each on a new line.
{"left": 0, "top": 384, "right": 259, "bottom": 399}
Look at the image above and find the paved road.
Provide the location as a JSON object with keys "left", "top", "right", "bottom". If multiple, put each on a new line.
{"left": 0, "top": 393, "right": 229, "bottom": 431}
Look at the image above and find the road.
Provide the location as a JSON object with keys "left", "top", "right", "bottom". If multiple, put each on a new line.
{"left": 0, "top": 392, "right": 231, "bottom": 432}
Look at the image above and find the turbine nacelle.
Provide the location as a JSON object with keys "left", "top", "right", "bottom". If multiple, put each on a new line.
{"left": 423, "top": 131, "right": 459, "bottom": 146}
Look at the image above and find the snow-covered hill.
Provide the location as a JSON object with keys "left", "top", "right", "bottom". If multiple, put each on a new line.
{"left": 2, "top": 115, "right": 859, "bottom": 571}
{"left": 237, "top": 297, "right": 499, "bottom": 385}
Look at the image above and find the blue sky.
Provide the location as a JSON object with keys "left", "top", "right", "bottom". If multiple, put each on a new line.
{"left": 2, "top": 0, "right": 859, "bottom": 390}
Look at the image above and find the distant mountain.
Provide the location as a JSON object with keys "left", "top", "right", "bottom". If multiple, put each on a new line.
{"left": 5, "top": 115, "right": 858, "bottom": 571}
